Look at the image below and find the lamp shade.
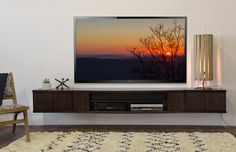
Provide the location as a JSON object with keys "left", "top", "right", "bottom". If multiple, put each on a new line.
{"left": 194, "top": 34, "right": 213, "bottom": 81}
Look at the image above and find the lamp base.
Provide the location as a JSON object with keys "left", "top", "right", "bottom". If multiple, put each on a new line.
{"left": 195, "top": 79, "right": 212, "bottom": 90}
{"left": 195, "top": 87, "right": 212, "bottom": 90}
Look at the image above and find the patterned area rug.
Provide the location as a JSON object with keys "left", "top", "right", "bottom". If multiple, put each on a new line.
{"left": 1, "top": 131, "right": 236, "bottom": 152}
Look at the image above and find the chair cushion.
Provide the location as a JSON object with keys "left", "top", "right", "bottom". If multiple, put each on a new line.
{"left": 0, "top": 73, "right": 8, "bottom": 106}
{"left": 3, "top": 74, "right": 14, "bottom": 98}
{"left": 0, "top": 104, "right": 29, "bottom": 114}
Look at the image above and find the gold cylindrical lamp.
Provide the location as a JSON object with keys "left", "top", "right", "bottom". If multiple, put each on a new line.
{"left": 194, "top": 34, "right": 213, "bottom": 89}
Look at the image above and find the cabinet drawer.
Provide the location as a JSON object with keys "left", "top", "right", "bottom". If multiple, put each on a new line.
{"left": 33, "top": 92, "right": 53, "bottom": 112}
{"left": 167, "top": 92, "right": 185, "bottom": 111}
{"left": 53, "top": 92, "right": 73, "bottom": 112}
{"left": 185, "top": 92, "right": 205, "bottom": 112}
{"left": 205, "top": 92, "right": 226, "bottom": 112}
{"left": 73, "top": 92, "right": 89, "bottom": 112}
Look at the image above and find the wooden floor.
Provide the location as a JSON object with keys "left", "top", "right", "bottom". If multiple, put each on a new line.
{"left": 0, "top": 125, "right": 236, "bottom": 149}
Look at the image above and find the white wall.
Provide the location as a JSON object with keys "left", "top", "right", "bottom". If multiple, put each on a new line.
{"left": 0, "top": 0, "right": 236, "bottom": 125}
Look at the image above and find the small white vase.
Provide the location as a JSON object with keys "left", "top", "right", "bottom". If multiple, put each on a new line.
{"left": 43, "top": 83, "right": 51, "bottom": 89}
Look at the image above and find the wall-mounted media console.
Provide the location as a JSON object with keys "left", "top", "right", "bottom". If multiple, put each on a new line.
{"left": 33, "top": 88, "right": 226, "bottom": 113}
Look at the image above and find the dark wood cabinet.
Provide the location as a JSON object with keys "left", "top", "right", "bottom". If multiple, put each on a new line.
{"left": 205, "top": 92, "right": 226, "bottom": 112}
{"left": 73, "top": 92, "right": 89, "bottom": 112}
{"left": 53, "top": 92, "right": 73, "bottom": 112}
{"left": 167, "top": 92, "right": 185, "bottom": 111}
{"left": 33, "top": 92, "right": 53, "bottom": 112}
{"left": 33, "top": 88, "right": 226, "bottom": 113}
{"left": 185, "top": 92, "right": 205, "bottom": 112}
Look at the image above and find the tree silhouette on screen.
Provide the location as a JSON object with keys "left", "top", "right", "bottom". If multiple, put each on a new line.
{"left": 128, "top": 22, "right": 185, "bottom": 80}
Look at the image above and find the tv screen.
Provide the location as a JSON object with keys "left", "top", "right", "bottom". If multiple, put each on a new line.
{"left": 74, "top": 17, "right": 187, "bottom": 83}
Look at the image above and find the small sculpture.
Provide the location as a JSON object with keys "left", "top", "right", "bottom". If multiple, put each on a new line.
{"left": 55, "top": 78, "right": 70, "bottom": 90}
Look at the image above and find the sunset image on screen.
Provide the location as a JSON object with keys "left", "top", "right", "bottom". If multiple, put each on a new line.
{"left": 75, "top": 17, "right": 186, "bottom": 82}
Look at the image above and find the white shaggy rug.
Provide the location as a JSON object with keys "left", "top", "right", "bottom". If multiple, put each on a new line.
{"left": 1, "top": 132, "right": 236, "bottom": 152}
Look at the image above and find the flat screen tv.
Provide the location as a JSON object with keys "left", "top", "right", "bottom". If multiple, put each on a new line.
{"left": 74, "top": 17, "right": 187, "bottom": 83}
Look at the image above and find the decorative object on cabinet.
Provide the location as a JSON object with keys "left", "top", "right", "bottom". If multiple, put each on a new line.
{"left": 194, "top": 34, "right": 213, "bottom": 89}
{"left": 55, "top": 78, "right": 70, "bottom": 90}
{"left": 42, "top": 78, "right": 51, "bottom": 89}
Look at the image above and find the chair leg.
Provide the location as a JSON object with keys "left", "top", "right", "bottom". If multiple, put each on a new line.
{"left": 12, "top": 113, "right": 18, "bottom": 133}
{"left": 23, "top": 110, "right": 30, "bottom": 142}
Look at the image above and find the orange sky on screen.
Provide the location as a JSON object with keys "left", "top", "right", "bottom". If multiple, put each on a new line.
{"left": 76, "top": 19, "right": 185, "bottom": 56}
{"left": 135, "top": 44, "right": 185, "bottom": 56}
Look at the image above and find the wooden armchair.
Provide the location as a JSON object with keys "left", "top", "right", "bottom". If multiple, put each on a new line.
{"left": 0, "top": 72, "right": 30, "bottom": 142}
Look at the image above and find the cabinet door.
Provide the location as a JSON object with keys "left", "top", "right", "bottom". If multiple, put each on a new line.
{"left": 53, "top": 92, "right": 73, "bottom": 112}
{"left": 167, "top": 92, "right": 185, "bottom": 111}
{"left": 205, "top": 92, "right": 226, "bottom": 112}
{"left": 33, "top": 92, "right": 53, "bottom": 112}
{"left": 73, "top": 92, "right": 90, "bottom": 112}
{"left": 185, "top": 92, "right": 205, "bottom": 112}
